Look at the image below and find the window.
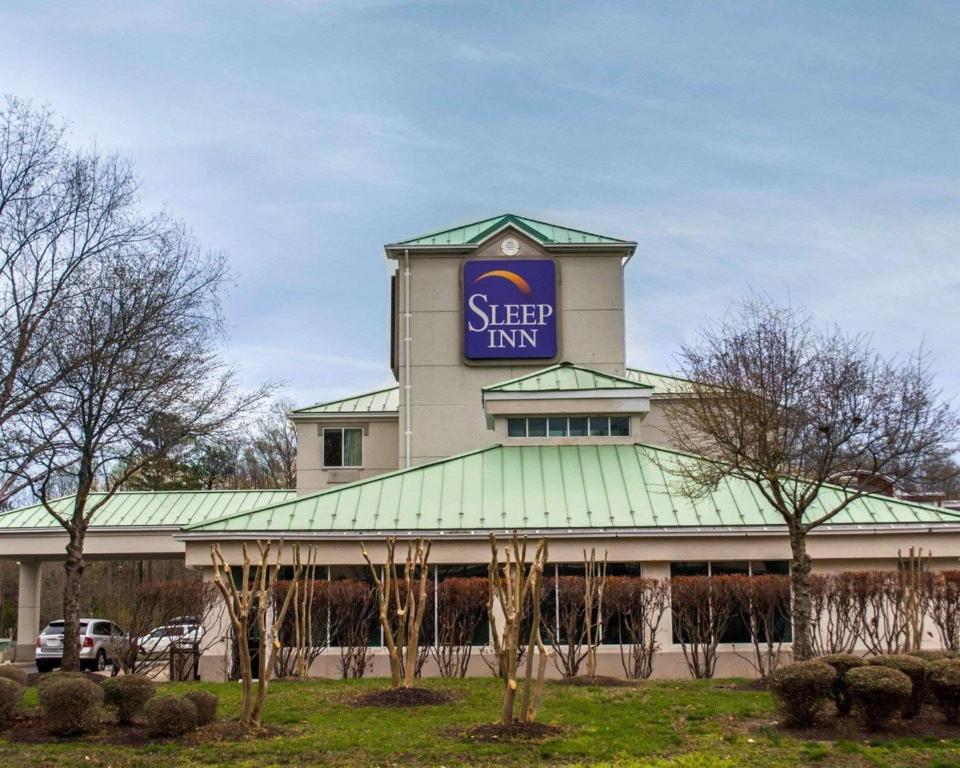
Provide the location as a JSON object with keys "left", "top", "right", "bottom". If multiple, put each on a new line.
{"left": 527, "top": 417, "right": 547, "bottom": 437}
{"left": 670, "top": 561, "right": 791, "bottom": 644}
{"left": 507, "top": 417, "right": 526, "bottom": 437}
{"left": 506, "top": 416, "right": 630, "bottom": 439}
{"left": 548, "top": 417, "right": 567, "bottom": 437}
{"left": 323, "top": 427, "right": 362, "bottom": 467}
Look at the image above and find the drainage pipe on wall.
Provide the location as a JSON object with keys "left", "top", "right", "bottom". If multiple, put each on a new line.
{"left": 403, "top": 248, "right": 412, "bottom": 468}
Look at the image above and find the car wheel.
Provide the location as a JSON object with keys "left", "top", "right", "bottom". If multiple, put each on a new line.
{"left": 35, "top": 660, "right": 54, "bottom": 673}
{"left": 95, "top": 649, "right": 107, "bottom": 671}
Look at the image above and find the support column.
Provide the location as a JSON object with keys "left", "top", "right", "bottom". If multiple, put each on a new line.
{"left": 15, "top": 560, "right": 42, "bottom": 663}
{"left": 198, "top": 566, "right": 232, "bottom": 681}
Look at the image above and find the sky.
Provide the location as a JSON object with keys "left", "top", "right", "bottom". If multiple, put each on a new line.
{"left": 2, "top": 1, "right": 958, "bottom": 408}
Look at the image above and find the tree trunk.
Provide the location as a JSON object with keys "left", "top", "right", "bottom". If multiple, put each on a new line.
{"left": 61, "top": 531, "right": 86, "bottom": 671}
{"left": 789, "top": 527, "right": 813, "bottom": 662}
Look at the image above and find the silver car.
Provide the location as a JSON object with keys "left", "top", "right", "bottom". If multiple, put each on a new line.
{"left": 35, "top": 618, "right": 124, "bottom": 673}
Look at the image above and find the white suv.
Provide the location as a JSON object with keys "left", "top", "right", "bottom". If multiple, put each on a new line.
{"left": 35, "top": 619, "right": 124, "bottom": 673}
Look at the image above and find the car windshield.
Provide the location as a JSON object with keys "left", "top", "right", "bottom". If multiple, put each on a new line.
{"left": 42, "top": 622, "right": 88, "bottom": 635}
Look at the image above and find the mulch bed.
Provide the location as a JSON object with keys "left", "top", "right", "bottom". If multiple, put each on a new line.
{"left": 0, "top": 712, "right": 285, "bottom": 746}
{"left": 766, "top": 707, "right": 960, "bottom": 742}
{"left": 463, "top": 721, "right": 564, "bottom": 743}
{"left": 348, "top": 687, "right": 455, "bottom": 708}
{"left": 552, "top": 675, "right": 641, "bottom": 688}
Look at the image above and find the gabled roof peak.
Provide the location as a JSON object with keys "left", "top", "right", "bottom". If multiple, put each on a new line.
{"left": 386, "top": 213, "right": 635, "bottom": 252}
{"left": 483, "top": 362, "right": 654, "bottom": 394}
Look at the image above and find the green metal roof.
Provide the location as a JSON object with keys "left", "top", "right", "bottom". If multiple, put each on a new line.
{"left": 182, "top": 444, "right": 959, "bottom": 535}
{"left": 0, "top": 489, "right": 296, "bottom": 531}
{"left": 387, "top": 214, "right": 634, "bottom": 248}
{"left": 625, "top": 368, "right": 695, "bottom": 395}
{"left": 483, "top": 363, "right": 654, "bottom": 394}
{"left": 293, "top": 386, "right": 399, "bottom": 416}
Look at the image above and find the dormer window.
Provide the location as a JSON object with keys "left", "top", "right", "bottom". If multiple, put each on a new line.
{"left": 507, "top": 415, "right": 630, "bottom": 438}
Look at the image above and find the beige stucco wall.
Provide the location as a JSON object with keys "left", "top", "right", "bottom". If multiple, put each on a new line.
{"left": 183, "top": 528, "right": 960, "bottom": 569}
{"left": 190, "top": 530, "right": 960, "bottom": 682}
{"left": 395, "top": 227, "right": 628, "bottom": 465}
{"left": 295, "top": 416, "right": 400, "bottom": 493}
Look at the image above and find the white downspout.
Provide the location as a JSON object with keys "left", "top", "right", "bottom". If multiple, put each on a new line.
{"left": 403, "top": 249, "right": 412, "bottom": 468}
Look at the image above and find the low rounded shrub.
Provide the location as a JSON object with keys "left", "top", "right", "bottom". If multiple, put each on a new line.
{"left": 868, "top": 655, "right": 929, "bottom": 718}
{"left": 144, "top": 696, "right": 198, "bottom": 737}
{"left": 184, "top": 690, "right": 218, "bottom": 726}
{"left": 102, "top": 674, "right": 154, "bottom": 724}
{"left": 38, "top": 676, "right": 104, "bottom": 735}
{"left": 770, "top": 660, "right": 836, "bottom": 727}
{"left": 846, "top": 665, "right": 912, "bottom": 731}
{"left": 927, "top": 659, "right": 960, "bottom": 725}
{"left": 0, "top": 666, "right": 28, "bottom": 686}
{"left": 38, "top": 670, "right": 100, "bottom": 690}
{"left": 0, "top": 678, "right": 24, "bottom": 722}
{"left": 908, "top": 649, "right": 952, "bottom": 662}
{"left": 817, "top": 654, "right": 866, "bottom": 716}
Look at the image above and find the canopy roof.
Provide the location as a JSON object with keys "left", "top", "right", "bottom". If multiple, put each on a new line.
{"left": 386, "top": 213, "right": 634, "bottom": 249}
{"left": 483, "top": 362, "right": 654, "bottom": 394}
{"left": 0, "top": 489, "right": 296, "bottom": 531}
{"left": 181, "top": 443, "right": 959, "bottom": 536}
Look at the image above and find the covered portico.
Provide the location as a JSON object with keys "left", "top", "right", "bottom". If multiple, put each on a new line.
{"left": 0, "top": 489, "right": 294, "bottom": 661}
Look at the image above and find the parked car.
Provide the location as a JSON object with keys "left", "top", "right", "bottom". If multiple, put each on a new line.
{"left": 137, "top": 621, "right": 203, "bottom": 656}
{"left": 35, "top": 618, "right": 124, "bottom": 672}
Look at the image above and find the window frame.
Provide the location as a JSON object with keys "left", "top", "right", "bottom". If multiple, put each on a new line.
{"left": 322, "top": 427, "right": 364, "bottom": 469}
{"left": 505, "top": 415, "right": 631, "bottom": 439}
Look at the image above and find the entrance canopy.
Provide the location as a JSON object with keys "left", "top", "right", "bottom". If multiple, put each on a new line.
{"left": 0, "top": 489, "right": 294, "bottom": 560}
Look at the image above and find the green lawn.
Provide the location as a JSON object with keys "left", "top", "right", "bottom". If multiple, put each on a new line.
{"left": 2, "top": 677, "right": 959, "bottom": 767}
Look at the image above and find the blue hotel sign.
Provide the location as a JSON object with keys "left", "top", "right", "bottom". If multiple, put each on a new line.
{"left": 463, "top": 259, "right": 557, "bottom": 359}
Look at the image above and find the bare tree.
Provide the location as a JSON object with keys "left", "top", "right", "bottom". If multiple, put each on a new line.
{"left": 18, "top": 223, "right": 268, "bottom": 671}
{"left": 361, "top": 537, "right": 432, "bottom": 689}
{"left": 664, "top": 294, "right": 958, "bottom": 660}
{"left": 487, "top": 533, "right": 550, "bottom": 726}
{"left": 809, "top": 573, "right": 862, "bottom": 655}
{"left": 671, "top": 575, "right": 736, "bottom": 679}
{"left": 728, "top": 574, "right": 791, "bottom": 679}
{"left": 210, "top": 541, "right": 300, "bottom": 728}
{"left": 0, "top": 98, "right": 153, "bottom": 504}
{"left": 240, "top": 398, "right": 297, "bottom": 489}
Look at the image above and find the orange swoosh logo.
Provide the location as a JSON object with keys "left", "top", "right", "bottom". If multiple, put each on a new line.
{"left": 473, "top": 270, "right": 533, "bottom": 296}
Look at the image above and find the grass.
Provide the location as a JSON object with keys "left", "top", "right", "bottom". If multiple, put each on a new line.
{"left": 0, "top": 677, "right": 957, "bottom": 767}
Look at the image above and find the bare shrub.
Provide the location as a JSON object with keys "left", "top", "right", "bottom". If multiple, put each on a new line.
{"left": 770, "top": 661, "right": 836, "bottom": 727}
{"left": 809, "top": 574, "right": 861, "bottom": 655}
{"left": 329, "top": 579, "right": 377, "bottom": 679}
{"left": 144, "top": 696, "right": 197, "bottom": 737}
{"left": 928, "top": 659, "right": 960, "bottom": 724}
{"left": 102, "top": 674, "right": 154, "bottom": 724}
{"left": 0, "top": 678, "right": 23, "bottom": 723}
{"left": 867, "top": 654, "right": 929, "bottom": 719}
{"left": 184, "top": 690, "right": 218, "bottom": 725}
{"left": 729, "top": 574, "right": 791, "bottom": 679}
{"left": 542, "top": 575, "right": 587, "bottom": 677}
{"left": 817, "top": 653, "right": 866, "bottom": 716}
{"left": 847, "top": 665, "right": 912, "bottom": 731}
{"left": 39, "top": 676, "right": 103, "bottom": 735}
{"left": 930, "top": 571, "right": 960, "bottom": 652}
{"left": 671, "top": 575, "right": 736, "bottom": 679}
{"left": 433, "top": 577, "right": 488, "bottom": 678}
{"left": 110, "top": 579, "right": 221, "bottom": 678}
{"left": 271, "top": 575, "right": 331, "bottom": 678}
{"left": 603, "top": 577, "right": 669, "bottom": 680}
{"left": 0, "top": 666, "right": 27, "bottom": 686}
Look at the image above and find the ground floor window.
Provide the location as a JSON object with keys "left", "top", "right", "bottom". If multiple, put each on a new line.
{"left": 670, "top": 560, "right": 791, "bottom": 644}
